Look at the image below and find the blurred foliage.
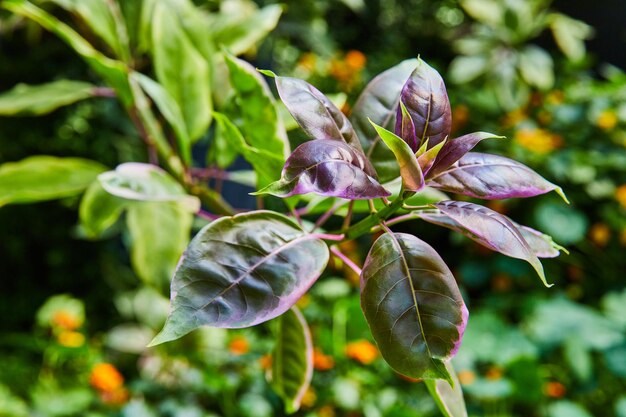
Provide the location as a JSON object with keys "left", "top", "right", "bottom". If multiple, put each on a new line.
{"left": 1, "top": 0, "right": 625, "bottom": 416}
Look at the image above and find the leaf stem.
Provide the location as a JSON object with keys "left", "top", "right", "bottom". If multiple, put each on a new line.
{"left": 314, "top": 200, "right": 345, "bottom": 231}
{"left": 343, "top": 196, "right": 405, "bottom": 240}
{"left": 330, "top": 245, "right": 362, "bottom": 276}
{"left": 312, "top": 233, "right": 345, "bottom": 242}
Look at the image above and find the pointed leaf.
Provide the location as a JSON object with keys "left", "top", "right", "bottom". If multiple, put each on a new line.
{"left": 271, "top": 74, "right": 367, "bottom": 168}
{"left": 370, "top": 121, "right": 424, "bottom": 192}
{"left": 417, "top": 139, "right": 446, "bottom": 177}
{"left": 127, "top": 201, "right": 193, "bottom": 292}
{"left": 395, "top": 101, "right": 418, "bottom": 152}
{"left": 271, "top": 307, "right": 313, "bottom": 414}
{"left": 98, "top": 163, "right": 200, "bottom": 212}
{"left": 254, "top": 139, "right": 390, "bottom": 200}
{"left": 0, "top": 80, "right": 97, "bottom": 116}
{"left": 211, "top": 112, "right": 284, "bottom": 188}
{"left": 428, "top": 132, "right": 504, "bottom": 178}
{"left": 0, "top": 156, "right": 106, "bottom": 206}
{"left": 79, "top": 180, "right": 127, "bottom": 238}
{"left": 224, "top": 53, "right": 287, "bottom": 157}
{"left": 361, "top": 232, "right": 468, "bottom": 383}
{"left": 425, "top": 201, "right": 551, "bottom": 286}
{"left": 400, "top": 58, "right": 452, "bottom": 149}
{"left": 152, "top": 1, "right": 212, "bottom": 141}
{"left": 425, "top": 361, "right": 468, "bottom": 417}
{"left": 351, "top": 58, "right": 418, "bottom": 182}
{"left": 150, "top": 211, "right": 329, "bottom": 345}
{"left": 427, "top": 152, "right": 568, "bottom": 202}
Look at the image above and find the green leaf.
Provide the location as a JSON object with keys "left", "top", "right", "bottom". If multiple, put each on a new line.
{"left": 448, "top": 55, "right": 488, "bottom": 84}
{"left": 370, "top": 121, "right": 424, "bottom": 191}
{"left": 0, "top": 80, "right": 96, "bottom": 116}
{"left": 98, "top": 163, "right": 200, "bottom": 212}
{"left": 425, "top": 362, "right": 468, "bottom": 417}
{"left": 361, "top": 232, "right": 468, "bottom": 383}
{"left": 151, "top": 1, "right": 212, "bottom": 141}
{"left": 3, "top": 0, "right": 133, "bottom": 106}
{"left": 519, "top": 46, "right": 554, "bottom": 90}
{"left": 131, "top": 72, "right": 192, "bottom": 164}
{"left": 127, "top": 201, "right": 193, "bottom": 291}
{"left": 47, "top": 0, "right": 131, "bottom": 62}
{"left": 223, "top": 52, "right": 287, "bottom": 157}
{"left": 271, "top": 307, "right": 313, "bottom": 414}
{"left": 150, "top": 211, "right": 329, "bottom": 345}
{"left": 547, "top": 401, "right": 593, "bottom": 417}
{"left": 79, "top": 180, "right": 127, "bottom": 238}
{"left": 549, "top": 13, "right": 593, "bottom": 62}
{"left": 211, "top": 112, "right": 283, "bottom": 188}
{"left": 0, "top": 156, "right": 106, "bottom": 206}
{"left": 210, "top": 4, "right": 282, "bottom": 56}
{"left": 564, "top": 337, "right": 592, "bottom": 382}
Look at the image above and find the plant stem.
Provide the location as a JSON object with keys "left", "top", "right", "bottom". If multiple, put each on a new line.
{"left": 343, "top": 197, "right": 405, "bottom": 240}
{"left": 330, "top": 245, "right": 362, "bottom": 276}
{"left": 312, "top": 233, "right": 345, "bottom": 241}
{"left": 314, "top": 200, "right": 345, "bottom": 231}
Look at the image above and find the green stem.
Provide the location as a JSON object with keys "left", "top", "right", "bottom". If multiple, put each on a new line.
{"left": 343, "top": 197, "right": 405, "bottom": 240}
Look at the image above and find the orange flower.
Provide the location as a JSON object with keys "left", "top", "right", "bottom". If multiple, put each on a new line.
{"left": 57, "top": 331, "right": 85, "bottom": 347}
{"left": 297, "top": 52, "right": 317, "bottom": 72}
{"left": 259, "top": 354, "right": 272, "bottom": 370}
{"left": 451, "top": 104, "right": 469, "bottom": 134}
{"left": 596, "top": 110, "right": 618, "bottom": 131}
{"left": 546, "top": 90, "right": 564, "bottom": 105}
{"left": 313, "top": 348, "right": 335, "bottom": 371}
{"left": 485, "top": 367, "right": 503, "bottom": 380}
{"left": 90, "top": 363, "right": 124, "bottom": 392}
{"left": 492, "top": 274, "right": 512, "bottom": 292}
{"left": 318, "top": 405, "right": 336, "bottom": 417}
{"left": 615, "top": 184, "right": 626, "bottom": 209}
{"left": 228, "top": 336, "right": 250, "bottom": 355}
{"left": 345, "top": 340, "right": 378, "bottom": 364}
{"left": 544, "top": 381, "right": 566, "bottom": 398}
{"left": 51, "top": 310, "right": 82, "bottom": 330}
{"left": 301, "top": 387, "right": 317, "bottom": 408}
{"left": 99, "top": 387, "right": 129, "bottom": 406}
{"left": 457, "top": 369, "right": 476, "bottom": 385}
{"left": 589, "top": 223, "right": 611, "bottom": 247}
{"left": 345, "top": 50, "right": 366, "bottom": 70}
{"left": 514, "top": 128, "right": 562, "bottom": 154}
{"left": 502, "top": 108, "right": 527, "bottom": 128}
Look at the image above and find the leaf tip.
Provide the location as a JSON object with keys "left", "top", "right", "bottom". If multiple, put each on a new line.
{"left": 257, "top": 68, "right": 277, "bottom": 78}
{"left": 555, "top": 187, "right": 570, "bottom": 204}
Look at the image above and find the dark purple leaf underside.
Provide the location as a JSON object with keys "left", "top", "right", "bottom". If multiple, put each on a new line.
{"left": 361, "top": 232, "right": 468, "bottom": 383}
{"left": 427, "top": 152, "right": 567, "bottom": 201}
{"left": 255, "top": 139, "right": 390, "bottom": 200}
{"left": 150, "top": 211, "right": 329, "bottom": 345}
{"left": 400, "top": 59, "right": 452, "bottom": 149}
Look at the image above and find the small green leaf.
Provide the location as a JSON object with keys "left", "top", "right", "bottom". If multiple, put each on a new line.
{"left": 151, "top": 1, "right": 212, "bottom": 141}
{"left": 425, "top": 362, "right": 468, "bottom": 417}
{"left": 369, "top": 120, "right": 424, "bottom": 191}
{"left": 519, "top": 46, "right": 554, "bottom": 90}
{"left": 0, "top": 156, "right": 106, "bottom": 206}
{"left": 0, "top": 80, "right": 96, "bottom": 116}
{"left": 98, "top": 163, "right": 200, "bottom": 212}
{"left": 271, "top": 307, "right": 313, "bottom": 414}
{"left": 549, "top": 13, "right": 593, "bottom": 62}
{"left": 127, "top": 201, "right": 193, "bottom": 292}
{"left": 79, "top": 180, "right": 127, "bottom": 238}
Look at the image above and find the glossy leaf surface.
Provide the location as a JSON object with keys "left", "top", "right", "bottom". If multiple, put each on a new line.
{"left": 370, "top": 122, "right": 424, "bottom": 192}
{"left": 255, "top": 139, "right": 390, "bottom": 199}
{"left": 271, "top": 307, "right": 313, "bottom": 414}
{"left": 428, "top": 201, "right": 550, "bottom": 286}
{"left": 399, "top": 59, "right": 452, "bottom": 149}
{"left": 361, "top": 233, "right": 468, "bottom": 383}
{"left": 79, "top": 181, "right": 127, "bottom": 238}
{"left": 151, "top": 211, "right": 329, "bottom": 344}
{"left": 351, "top": 58, "right": 418, "bottom": 181}
{"left": 127, "top": 202, "right": 193, "bottom": 292}
{"left": 0, "top": 156, "right": 105, "bottom": 206}
{"left": 427, "top": 152, "right": 567, "bottom": 201}
{"left": 428, "top": 132, "right": 504, "bottom": 178}
{"left": 224, "top": 54, "right": 287, "bottom": 157}
{"left": 152, "top": 1, "right": 211, "bottom": 141}
{"left": 425, "top": 361, "right": 468, "bottom": 417}
{"left": 0, "top": 80, "right": 96, "bottom": 116}
{"left": 98, "top": 163, "right": 200, "bottom": 212}
{"left": 395, "top": 102, "right": 418, "bottom": 152}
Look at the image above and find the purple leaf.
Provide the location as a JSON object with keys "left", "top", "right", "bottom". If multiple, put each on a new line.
{"left": 254, "top": 139, "right": 390, "bottom": 200}
{"left": 427, "top": 152, "right": 568, "bottom": 201}
{"left": 420, "top": 201, "right": 552, "bottom": 286}
{"left": 427, "top": 132, "right": 504, "bottom": 179}
{"left": 400, "top": 58, "right": 452, "bottom": 149}
{"left": 271, "top": 75, "right": 376, "bottom": 176}
{"left": 149, "top": 211, "right": 329, "bottom": 345}
{"left": 370, "top": 121, "right": 424, "bottom": 192}
{"left": 395, "top": 102, "right": 418, "bottom": 152}
{"left": 361, "top": 232, "right": 468, "bottom": 384}
{"left": 351, "top": 58, "right": 419, "bottom": 182}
